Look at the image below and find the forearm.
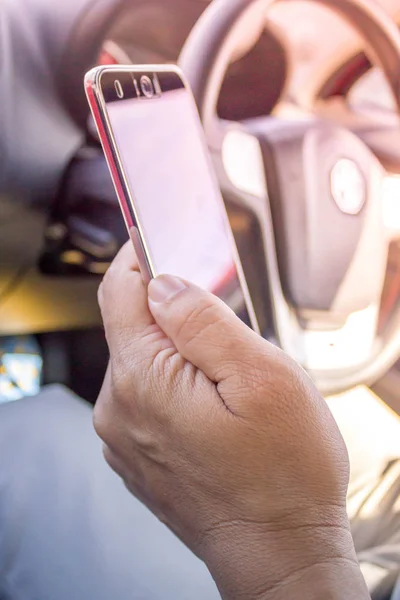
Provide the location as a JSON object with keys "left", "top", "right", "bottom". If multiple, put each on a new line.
{"left": 202, "top": 521, "right": 370, "bottom": 600}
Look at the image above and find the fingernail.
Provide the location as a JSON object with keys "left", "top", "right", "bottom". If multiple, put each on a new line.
{"left": 148, "top": 275, "right": 188, "bottom": 304}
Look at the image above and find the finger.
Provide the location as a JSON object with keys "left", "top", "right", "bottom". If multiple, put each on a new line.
{"left": 148, "top": 275, "right": 277, "bottom": 385}
{"left": 94, "top": 362, "right": 137, "bottom": 448}
{"left": 98, "top": 241, "right": 139, "bottom": 308}
{"left": 103, "top": 445, "right": 177, "bottom": 536}
{"left": 99, "top": 242, "right": 157, "bottom": 356}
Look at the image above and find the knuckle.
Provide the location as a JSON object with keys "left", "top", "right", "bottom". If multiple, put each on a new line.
{"left": 97, "top": 282, "right": 105, "bottom": 309}
{"left": 216, "top": 345, "right": 272, "bottom": 395}
{"left": 175, "top": 297, "right": 223, "bottom": 348}
{"left": 98, "top": 270, "right": 114, "bottom": 313}
{"left": 93, "top": 384, "right": 120, "bottom": 445}
{"left": 101, "top": 265, "right": 114, "bottom": 294}
{"left": 270, "top": 353, "right": 318, "bottom": 418}
{"left": 102, "top": 444, "right": 113, "bottom": 467}
{"left": 93, "top": 402, "right": 110, "bottom": 443}
{"left": 102, "top": 445, "right": 117, "bottom": 471}
{"left": 222, "top": 346, "right": 305, "bottom": 416}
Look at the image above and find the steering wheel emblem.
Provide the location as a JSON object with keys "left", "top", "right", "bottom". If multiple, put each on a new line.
{"left": 330, "top": 159, "right": 366, "bottom": 215}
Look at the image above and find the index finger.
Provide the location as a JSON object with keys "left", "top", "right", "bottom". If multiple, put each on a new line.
{"left": 99, "top": 242, "right": 157, "bottom": 357}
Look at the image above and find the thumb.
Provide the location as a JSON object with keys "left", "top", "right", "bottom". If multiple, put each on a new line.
{"left": 148, "top": 274, "right": 273, "bottom": 384}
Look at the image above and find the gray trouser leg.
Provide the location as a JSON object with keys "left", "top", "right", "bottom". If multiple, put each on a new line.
{"left": 0, "top": 386, "right": 220, "bottom": 600}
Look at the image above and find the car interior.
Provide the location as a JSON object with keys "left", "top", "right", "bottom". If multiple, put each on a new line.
{"left": 1, "top": 0, "right": 398, "bottom": 406}
{"left": 1, "top": 2, "right": 400, "bottom": 597}
{"left": 1, "top": 0, "right": 399, "bottom": 508}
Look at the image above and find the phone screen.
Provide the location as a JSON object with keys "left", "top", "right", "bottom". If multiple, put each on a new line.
{"left": 99, "top": 69, "right": 256, "bottom": 330}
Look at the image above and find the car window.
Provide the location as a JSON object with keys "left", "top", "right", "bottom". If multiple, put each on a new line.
{"left": 348, "top": 68, "right": 397, "bottom": 112}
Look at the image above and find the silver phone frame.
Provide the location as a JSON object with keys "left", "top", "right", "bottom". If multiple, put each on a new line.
{"left": 85, "top": 64, "right": 260, "bottom": 335}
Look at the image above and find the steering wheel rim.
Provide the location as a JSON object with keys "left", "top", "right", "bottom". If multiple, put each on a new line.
{"left": 180, "top": 0, "right": 400, "bottom": 133}
{"left": 179, "top": 0, "right": 400, "bottom": 395}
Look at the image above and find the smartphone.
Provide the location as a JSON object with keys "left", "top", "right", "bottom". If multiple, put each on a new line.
{"left": 85, "top": 65, "right": 259, "bottom": 333}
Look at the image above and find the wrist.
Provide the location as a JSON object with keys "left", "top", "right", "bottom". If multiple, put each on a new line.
{"left": 261, "top": 559, "right": 370, "bottom": 600}
{"left": 200, "top": 515, "right": 369, "bottom": 600}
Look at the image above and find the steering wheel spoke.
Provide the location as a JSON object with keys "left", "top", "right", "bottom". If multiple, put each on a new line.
{"left": 180, "top": 0, "right": 400, "bottom": 393}
{"left": 216, "top": 119, "right": 391, "bottom": 390}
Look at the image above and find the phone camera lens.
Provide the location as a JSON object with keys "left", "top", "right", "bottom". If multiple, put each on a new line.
{"left": 114, "top": 80, "right": 124, "bottom": 99}
{"left": 140, "top": 75, "right": 154, "bottom": 98}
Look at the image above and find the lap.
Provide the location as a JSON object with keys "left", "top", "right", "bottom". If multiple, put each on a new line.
{"left": 0, "top": 386, "right": 220, "bottom": 600}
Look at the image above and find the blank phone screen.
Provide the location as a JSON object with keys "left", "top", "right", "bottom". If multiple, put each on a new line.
{"left": 100, "top": 69, "right": 255, "bottom": 329}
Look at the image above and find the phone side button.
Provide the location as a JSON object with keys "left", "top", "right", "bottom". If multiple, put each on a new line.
{"left": 129, "top": 227, "right": 152, "bottom": 285}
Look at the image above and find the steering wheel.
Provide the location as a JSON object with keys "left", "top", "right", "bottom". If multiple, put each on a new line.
{"left": 179, "top": 0, "right": 400, "bottom": 395}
